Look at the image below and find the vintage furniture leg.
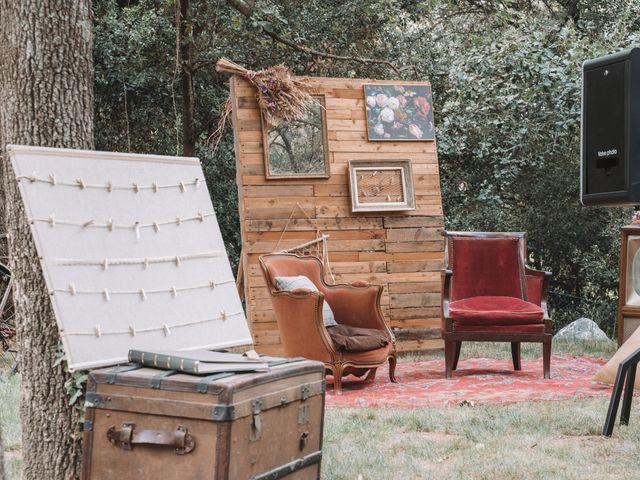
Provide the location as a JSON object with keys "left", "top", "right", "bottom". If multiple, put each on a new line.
{"left": 511, "top": 342, "right": 521, "bottom": 370}
{"left": 543, "top": 333, "right": 552, "bottom": 379}
{"left": 388, "top": 356, "right": 397, "bottom": 383}
{"left": 452, "top": 342, "right": 462, "bottom": 371}
{"left": 444, "top": 340, "right": 455, "bottom": 378}
{"left": 603, "top": 346, "right": 640, "bottom": 437}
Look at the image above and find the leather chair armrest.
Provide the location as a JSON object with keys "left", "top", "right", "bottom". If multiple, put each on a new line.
{"left": 269, "top": 290, "right": 337, "bottom": 362}
{"left": 323, "top": 283, "right": 394, "bottom": 341}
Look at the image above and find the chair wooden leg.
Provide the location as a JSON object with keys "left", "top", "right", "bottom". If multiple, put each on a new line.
{"left": 333, "top": 364, "right": 343, "bottom": 395}
{"left": 366, "top": 367, "right": 378, "bottom": 382}
{"left": 388, "top": 355, "right": 397, "bottom": 383}
{"left": 511, "top": 342, "right": 521, "bottom": 371}
{"left": 543, "top": 338, "right": 551, "bottom": 379}
{"left": 452, "top": 341, "right": 462, "bottom": 371}
{"left": 445, "top": 340, "right": 454, "bottom": 378}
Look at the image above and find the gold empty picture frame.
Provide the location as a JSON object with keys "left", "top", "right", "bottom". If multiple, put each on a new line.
{"left": 348, "top": 160, "right": 416, "bottom": 212}
{"left": 261, "top": 95, "right": 330, "bottom": 180}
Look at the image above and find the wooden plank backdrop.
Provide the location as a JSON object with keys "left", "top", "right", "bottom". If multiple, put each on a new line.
{"left": 230, "top": 75, "right": 445, "bottom": 355}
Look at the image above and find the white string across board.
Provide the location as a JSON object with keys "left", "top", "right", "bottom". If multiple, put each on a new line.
{"left": 8, "top": 145, "right": 252, "bottom": 371}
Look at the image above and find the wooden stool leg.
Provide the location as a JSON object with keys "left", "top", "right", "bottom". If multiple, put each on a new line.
{"left": 620, "top": 363, "right": 637, "bottom": 425}
{"left": 366, "top": 367, "right": 378, "bottom": 382}
{"left": 445, "top": 341, "right": 454, "bottom": 378}
{"left": 543, "top": 338, "right": 551, "bottom": 379}
{"left": 452, "top": 341, "right": 462, "bottom": 371}
{"left": 511, "top": 342, "right": 521, "bottom": 371}
{"left": 388, "top": 355, "right": 397, "bottom": 383}
{"left": 604, "top": 363, "right": 629, "bottom": 436}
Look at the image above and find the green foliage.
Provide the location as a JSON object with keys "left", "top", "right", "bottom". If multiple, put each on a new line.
{"left": 93, "top": 0, "right": 640, "bottom": 336}
{"left": 54, "top": 345, "right": 88, "bottom": 419}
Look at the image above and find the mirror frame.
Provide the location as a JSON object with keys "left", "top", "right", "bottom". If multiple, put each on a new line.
{"left": 261, "top": 94, "right": 330, "bottom": 180}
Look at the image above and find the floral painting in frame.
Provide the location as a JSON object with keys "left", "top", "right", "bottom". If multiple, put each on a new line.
{"left": 363, "top": 84, "right": 435, "bottom": 141}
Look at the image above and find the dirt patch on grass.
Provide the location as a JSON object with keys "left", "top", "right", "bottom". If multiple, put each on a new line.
{"left": 545, "top": 434, "right": 606, "bottom": 448}
{"left": 415, "top": 431, "right": 461, "bottom": 443}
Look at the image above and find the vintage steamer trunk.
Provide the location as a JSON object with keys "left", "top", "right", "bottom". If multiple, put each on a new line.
{"left": 82, "top": 359, "right": 325, "bottom": 480}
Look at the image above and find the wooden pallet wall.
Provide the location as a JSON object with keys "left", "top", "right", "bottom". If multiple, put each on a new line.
{"left": 230, "top": 75, "right": 445, "bottom": 355}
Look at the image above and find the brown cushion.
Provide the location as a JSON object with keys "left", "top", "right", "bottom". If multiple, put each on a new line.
{"left": 595, "top": 327, "right": 640, "bottom": 387}
{"left": 326, "top": 324, "right": 389, "bottom": 352}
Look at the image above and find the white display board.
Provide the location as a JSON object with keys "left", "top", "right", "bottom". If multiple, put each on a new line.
{"left": 8, "top": 145, "right": 252, "bottom": 370}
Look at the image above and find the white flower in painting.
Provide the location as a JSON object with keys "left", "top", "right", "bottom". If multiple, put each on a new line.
{"left": 408, "top": 124, "right": 423, "bottom": 138}
{"left": 366, "top": 95, "right": 377, "bottom": 108}
{"left": 375, "top": 93, "right": 389, "bottom": 107}
{"left": 384, "top": 133, "right": 391, "bottom": 138}
{"left": 374, "top": 123, "right": 385, "bottom": 135}
{"left": 380, "top": 107, "right": 394, "bottom": 123}
{"left": 386, "top": 97, "right": 400, "bottom": 109}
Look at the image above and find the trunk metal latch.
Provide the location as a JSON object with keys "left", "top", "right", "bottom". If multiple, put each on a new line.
{"left": 249, "top": 398, "right": 264, "bottom": 442}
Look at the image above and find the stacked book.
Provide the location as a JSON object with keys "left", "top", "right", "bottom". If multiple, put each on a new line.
{"left": 128, "top": 349, "right": 269, "bottom": 375}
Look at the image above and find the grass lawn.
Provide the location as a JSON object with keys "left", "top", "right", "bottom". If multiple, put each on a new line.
{"left": 1, "top": 340, "right": 636, "bottom": 479}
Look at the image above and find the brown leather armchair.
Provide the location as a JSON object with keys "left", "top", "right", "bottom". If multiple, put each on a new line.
{"left": 441, "top": 231, "right": 553, "bottom": 379}
{"left": 259, "top": 253, "right": 397, "bottom": 393}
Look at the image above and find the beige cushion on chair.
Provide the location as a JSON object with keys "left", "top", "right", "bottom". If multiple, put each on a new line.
{"left": 595, "top": 327, "right": 640, "bottom": 387}
{"left": 274, "top": 275, "right": 338, "bottom": 327}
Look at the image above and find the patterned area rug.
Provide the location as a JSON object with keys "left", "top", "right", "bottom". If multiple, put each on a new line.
{"left": 325, "top": 355, "right": 612, "bottom": 409}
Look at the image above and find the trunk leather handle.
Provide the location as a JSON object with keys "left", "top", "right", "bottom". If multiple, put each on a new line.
{"left": 107, "top": 422, "right": 196, "bottom": 455}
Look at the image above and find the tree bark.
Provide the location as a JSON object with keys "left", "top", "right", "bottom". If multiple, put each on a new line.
{"left": 178, "top": 0, "right": 196, "bottom": 156}
{"left": 0, "top": 426, "right": 5, "bottom": 480}
{"left": 0, "top": 1, "right": 94, "bottom": 479}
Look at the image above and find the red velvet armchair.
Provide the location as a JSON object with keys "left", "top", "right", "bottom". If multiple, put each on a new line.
{"left": 441, "top": 231, "right": 552, "bottom": 378}
{"left": 259, "top": 253, "right": 397, "bottom": 393}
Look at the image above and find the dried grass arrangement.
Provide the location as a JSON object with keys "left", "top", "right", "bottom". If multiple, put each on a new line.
{"left": 216, "top": 57, "right": 313, "bottom": 127}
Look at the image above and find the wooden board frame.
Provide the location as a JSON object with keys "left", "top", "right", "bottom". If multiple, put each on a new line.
{"left": 231, "top": 76, "right": 445, "bottom": 355}
{"left": 261, "top": 94, "right": 330, "bottom": 180}
{"left": 348, "top": 159, "right": 416, "bottom": 212}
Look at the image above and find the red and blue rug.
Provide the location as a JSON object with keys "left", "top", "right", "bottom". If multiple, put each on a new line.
{"left": 325, "top": 355, "right": 612, "bottom": 409}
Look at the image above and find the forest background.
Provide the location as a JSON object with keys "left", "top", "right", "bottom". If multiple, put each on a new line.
{"left": 94, "top": 0, "right": 640, "bottom": 336}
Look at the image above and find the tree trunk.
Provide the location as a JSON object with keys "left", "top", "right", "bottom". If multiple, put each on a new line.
{"left": 0, "top": 426, "right": 5, "bottom": 480}
{"left": 178, "top": 0, "right": 196, "bottom": 156}
{"left": 0, "top": 1, "right": 94, "bottom": 479}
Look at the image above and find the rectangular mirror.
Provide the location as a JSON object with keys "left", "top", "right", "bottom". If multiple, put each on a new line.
{"left": 262, "top": 95, "right": 330, "bottom": 179}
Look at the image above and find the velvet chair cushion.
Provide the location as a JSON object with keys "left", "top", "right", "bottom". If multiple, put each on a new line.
{"left": 452, "top": 324, "right": 545, "bottom": 333}
{"left": 450, "top": 295, "right": 544, "bottom": 326}
{"left": 449, "top": 237, "right": 524, "bottom": 301}
{"left": 274, "top": 275, "right": 338, "bottom": 327}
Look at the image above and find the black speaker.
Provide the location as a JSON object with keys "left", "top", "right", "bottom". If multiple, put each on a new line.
{"left": 581, "top": 48, "right": 640, "bottom": 206}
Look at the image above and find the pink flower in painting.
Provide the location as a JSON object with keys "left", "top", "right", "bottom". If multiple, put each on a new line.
{"left": 394, "top": 85, "right": 406, "bottom": 93}
{"left": 375, "top": 93, "right": 389, "bottom": 107}
{"left": 396, "top": 95, "right": 408, "bottom": 108}
{"left": 392, "top": 122, "right": 403, "bottom": 130}
{"left": 366, "top": 95, "right": 377, "bottom": 108}
{"left": 408, "top": 124, "right": 423, "bottom": 138}
{"left": 413, "top": 96, "right": 431, "bottom": 118}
